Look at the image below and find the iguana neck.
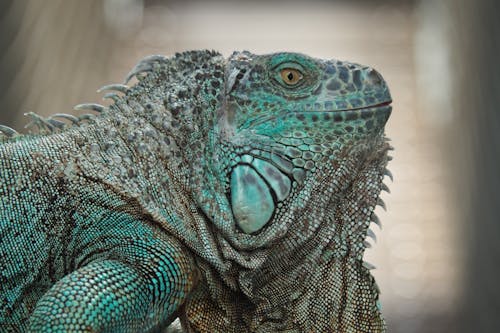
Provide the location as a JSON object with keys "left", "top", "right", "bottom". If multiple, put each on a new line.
{"left": 228, "top": 134, "right": 390, "bottom": 331}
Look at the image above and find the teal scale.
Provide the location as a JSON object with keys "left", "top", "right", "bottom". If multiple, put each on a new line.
{"left": 230, "top": 154, "right": 292, "bottom": 234}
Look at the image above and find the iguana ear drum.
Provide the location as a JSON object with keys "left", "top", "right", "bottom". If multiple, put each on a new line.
{"left": 230, "top": 155, "right": 291, "bottom": 234}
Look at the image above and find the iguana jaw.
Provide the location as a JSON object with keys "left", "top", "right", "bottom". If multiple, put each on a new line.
{"left": 235, "top": 101, "right": 391, "bottom": 132}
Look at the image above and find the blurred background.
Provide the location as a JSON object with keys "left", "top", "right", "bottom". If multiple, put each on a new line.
{"left": 0, "top": 0, "right": 498, "bottom": 332}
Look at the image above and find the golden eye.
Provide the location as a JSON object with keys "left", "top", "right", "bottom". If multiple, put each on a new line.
{"left": 280, "top": 68, "right": 303, "bottom": 86}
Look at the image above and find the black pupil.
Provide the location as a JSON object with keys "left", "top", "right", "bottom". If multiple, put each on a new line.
{"left": 287, "top": 72, "right": 294, "bottom": 81}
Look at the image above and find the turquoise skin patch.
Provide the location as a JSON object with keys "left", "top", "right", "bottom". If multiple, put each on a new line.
{"left": 230, "top": 164, "right": 275, "bottom": 234}
{"left": 230, "top": 156, "right": 292, "bottom": 234}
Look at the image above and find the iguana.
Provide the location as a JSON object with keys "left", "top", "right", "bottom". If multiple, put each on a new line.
{"left": 0, "top": 50, "right": 392, "bottom": 332}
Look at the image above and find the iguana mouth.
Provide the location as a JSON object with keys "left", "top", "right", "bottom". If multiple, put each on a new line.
{"left": 366, "top": 100, "right": 392, "bottom": 109}
{"left": 376, "top": 100, "right": 392, "bottom": 107}
{"left": 326, "top": 100, "right": 392, "bottom": 113}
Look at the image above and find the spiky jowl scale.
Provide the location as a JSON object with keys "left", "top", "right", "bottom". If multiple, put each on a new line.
{"left": 0, "top": 50, "right": 392, "bottom": 332}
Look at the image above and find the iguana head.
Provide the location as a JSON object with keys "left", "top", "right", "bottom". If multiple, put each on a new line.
{"left": 219, "top": 51, "right": 391, "bottom": 235}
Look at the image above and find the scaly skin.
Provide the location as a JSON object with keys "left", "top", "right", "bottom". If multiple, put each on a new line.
{"left": 0, "top": 50, "right": 392, "bottom": 332}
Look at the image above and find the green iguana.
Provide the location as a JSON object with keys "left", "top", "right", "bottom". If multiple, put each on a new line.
{"left": 0, "top": 50, "right": 392, "bottom": 332}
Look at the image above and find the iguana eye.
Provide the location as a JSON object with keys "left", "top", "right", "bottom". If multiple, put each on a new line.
{"left": 280, "top": 68, "right": 303, "bottom": 86}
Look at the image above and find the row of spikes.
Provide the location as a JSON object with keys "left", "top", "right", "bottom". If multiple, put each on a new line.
{"left": 362, "top": 166, "right": 393, "bottom": 271}
{"left": 0, "top": 84, "right": 130, "bottom": 138}
{"left": 0, "top": 54, "right": 170, "bottom": 138}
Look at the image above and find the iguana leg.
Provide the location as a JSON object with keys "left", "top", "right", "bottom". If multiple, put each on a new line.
{"left": 27, "top": 233, "right": 197, "bottom": 332}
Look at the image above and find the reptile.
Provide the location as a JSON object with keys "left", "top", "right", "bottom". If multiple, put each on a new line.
{"left": 0, "top": 50, "right": 392, "bottom": 332}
